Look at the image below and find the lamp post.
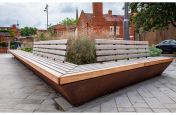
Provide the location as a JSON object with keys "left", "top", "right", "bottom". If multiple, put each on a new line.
{"left": 44, "top": 4, "right": 48, "bottom": 30}
{"left": 124, "top": 2, "right": 129, "bottom": 40}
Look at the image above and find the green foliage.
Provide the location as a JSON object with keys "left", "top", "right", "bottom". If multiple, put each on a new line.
{"left": 48, "top": 24, "right": 54, "bottom": 36}
{"left": 0, "top": 42, "right": 8, "bottom": 48}
{"left": 10, "top": 41, "right": 15, "bottom": 49}
{"left": 130, "top": 3, "right": 176, "bottom": 33}
{"left": 20, "top": 27, "right": 37, "bottom": 36}
{"left": 0, "top": 30, "right": 15, "bottom": 37}
{"left": 59, "top": 17, "right": 78, "bottom": 26}
{"left": 66, "top": 37, "right": 96, "bottom": 65}
{"left": 149, "top": 45, "right": 162, "bottom": 57}
{"left": 39, "top": 33, "right": 47, "bottom": 41}
{"left": 21, "top": 48, "right": 32, "bottom": 53}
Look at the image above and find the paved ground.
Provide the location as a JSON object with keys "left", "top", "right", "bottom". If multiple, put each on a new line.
{"left": 0, "top": 54, "right": 176, "bottom": 113}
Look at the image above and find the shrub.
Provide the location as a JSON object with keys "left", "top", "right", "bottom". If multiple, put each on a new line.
{"left": 39, "top": 32, "right": 47, "bottom": 41}
{"left": 10, "top": 41, "right": 15, "bottom": 49}
{"left": 149, "top": 45, "right": 162, "bottom": 57}
{"left": 21, "top": 48, "right": 32, "bottom": 53}
{"left": 66, "top": 36, "right": 96, "bottom": 65}
{"left": 0, "top": 42, "right": 7, "bottom": 48}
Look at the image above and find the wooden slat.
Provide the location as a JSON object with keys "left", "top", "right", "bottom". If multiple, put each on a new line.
{"left": 34, "top": 39, "right": 67, "bottom": 45}
{"left": 97, "top": 53, "right": 149, "bottom": 62}
{"left": 127, "top": 53, "right": 150, "bottom": 59}
{"left": 144, "top": 58, "right": 173, "bottom": 66}
{"left": 60, "top": 62, "right": 145, "bottom": 84}
{"left": 96, "top": 44, "right": 149, "bottom": 50}
{"left": 9, "top": 50, "right": 62, "bottom": 84}
{"left": 30, "top": 51, "right": 65, "bottom": 61}
{"left": 33, "top": 48, "right": 66, "bottom": 56}
{"left": 33, "top": 45, "right": 67, "bottom": 50}
{"left": 18, "top": 50, "right": 77, "bottom": 69}
{"left": 96, "top": 39, "right": 149, "bottom": 45}
{"left": 97, "top": 54, "right": 128, "bottom": 62}
{"left": 96, "top": 49, "right": 149, "bottom": 56}
{"left": 13, "top": 51, "right": 69, "bottom": 74}
{"left": 18, "top": 53, "right": 70, "bottom": 72}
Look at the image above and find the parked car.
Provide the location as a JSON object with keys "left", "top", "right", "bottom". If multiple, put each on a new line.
{"left": 155, "top": 39, "right": 176, "bottom": 54}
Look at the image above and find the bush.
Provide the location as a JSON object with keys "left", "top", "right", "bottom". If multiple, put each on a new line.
{"left": 21, "top": 48, "right": 32, "bottom": 53}
{"left": 149, "top": 45, "right": 162, "bottom": 57}
{"left": 0, "top": 42, "right": 7, "bottom": 48}
{"left": 10, "top": 41, "right": 15, "bottom": 49}
{"left": 66, "top": 37, "right": 96, "bottom": 65}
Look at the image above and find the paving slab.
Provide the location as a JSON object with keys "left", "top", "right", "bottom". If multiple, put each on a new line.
{"left": 118, "top": 107, "right": 135, "bottom": 112}
{"left": 135, "top": 107, "right": 153, "bottom": 112}
{"left": 100, "top": 99, "right": 118, "bottom": 112}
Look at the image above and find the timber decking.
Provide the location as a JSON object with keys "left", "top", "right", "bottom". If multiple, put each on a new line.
{"left": 10, "top": 50, "right": 173, "bottom": 85}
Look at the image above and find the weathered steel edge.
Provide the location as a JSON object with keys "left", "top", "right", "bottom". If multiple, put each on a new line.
{"left": 60, "top": 58, "right": 173, "bottom": 84}
{"left": 60, "top": 62, "right": 172, "bottom": 106}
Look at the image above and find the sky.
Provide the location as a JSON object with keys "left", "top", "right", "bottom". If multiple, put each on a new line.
{"left": 0, "top": 2, "right": 124, "bottom": 29}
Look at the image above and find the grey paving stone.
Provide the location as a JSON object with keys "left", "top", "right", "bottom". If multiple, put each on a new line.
{"left": 54, "top": 97, "right": 73, "bottom": 111}
{"left": 152, "top": 108, "right": 170, "bottom": 113}
{"left": 83, "top": 106, "right": 100, "bottom": 112}
{"left": 137, "top": 87, "right": 154, "bottom": 98}
{"left": 20, "top": 99, "right": 43, "bottom": 104}
{"left": 145, "top": 84, "right": 175, "bottom": 104}
{"left": 26, "top": 95, "right": 48, "bottom": 100}
{"left": 127, "top": 90, "right": 145, "bottom": 104}
{"left": 100, "top": 99, "right": 118, "bottom": 112}
{"left": 15, "top": 104, "right": 39, "bottom": 112}
{"left": 41, "top": 99, "right": 55, "bottom": 105}
{"left": 36, "top": 104, "right": 60, "bottom": 112}
{"left": 118, "top": 107, "right": 135, "bottom": 112}
{"left": 135, "top": 108, "right": 153, "bottom": 112}
{"left": 115, "top": 94, "right": 132, "bottom": 107}
{"left": 132, "top": 102, "right": 149, "bottom": 108}
{"left": 160, "top": 87, "right": 176, "bottom": 98}
{"left": 168, "top": 109, "right": 176, "bottom": 112}
{"left": 144, "top": 97, "right": 165, "bottom": 109}
{"left": 164, "top": 103, "right": 176, "bottom": 109}
{"left": 0, "top": 108, "right": 30, "bottom": 113}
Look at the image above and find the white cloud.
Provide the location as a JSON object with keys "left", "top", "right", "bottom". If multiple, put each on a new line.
{"left": 0, "top": 2, "right": 124, "bottom": 29}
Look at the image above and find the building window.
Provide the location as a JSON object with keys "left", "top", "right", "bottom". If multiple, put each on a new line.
{"left": 81, "top": 20, "right": 84, "bottom": 29}
{"left": 109, "top": 26, "right": 120, "bottom": 35}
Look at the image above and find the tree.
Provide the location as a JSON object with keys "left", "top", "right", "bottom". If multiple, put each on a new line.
{"left": 59, "top": 17, "right": 78, "bottom": 26}
{"left": 130, "top": 3, "right": 176, "bottom": 33}
{"left": 20, "top": 27, "right": 37, "bottom": 36}
{"left": 48, "top": 24, "right": 54, "bottom": 36}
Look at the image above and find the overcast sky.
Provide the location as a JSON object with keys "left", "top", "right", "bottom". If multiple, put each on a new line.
{"left": 0, "top": 2, "right": 124, "bottom": 29}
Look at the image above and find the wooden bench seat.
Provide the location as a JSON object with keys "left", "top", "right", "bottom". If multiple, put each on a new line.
{"left": 9, "top": 39, "right": 173, "bottom": 106}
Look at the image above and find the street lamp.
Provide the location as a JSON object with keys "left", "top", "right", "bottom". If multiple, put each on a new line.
{"left": 124, "top": 2, "right": 129, "bottom": 40}
{"left": 44, "top": 4, "right": 48, "bottom": 30}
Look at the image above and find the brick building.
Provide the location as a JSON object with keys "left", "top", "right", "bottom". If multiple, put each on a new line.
{"left": 77, "top": 2, "right": 135, "bottom": 40}
{"left": 0, "top": 24, "right": 20, "bottom": 42}
{"left": 53, "top": 24, "right": 76, "bottom": 37}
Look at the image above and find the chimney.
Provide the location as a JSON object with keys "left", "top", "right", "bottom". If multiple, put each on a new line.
{"left": 108, "top": 10, "right": 112, "bottom": 16}
{"left": 93, "top": 2, "right": 103, "bottom": 17}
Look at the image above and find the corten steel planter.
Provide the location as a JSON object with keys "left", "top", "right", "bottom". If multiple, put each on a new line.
{"left": 0, "top": 48, "right": 7, "bottom": 53}
{"left": 13, "top": 54, "right": 172, "bottom": 106}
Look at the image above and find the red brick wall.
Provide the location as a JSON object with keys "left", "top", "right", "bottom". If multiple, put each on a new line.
{"left": 77, "top": 2, "right": 135, "bottom": 40}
